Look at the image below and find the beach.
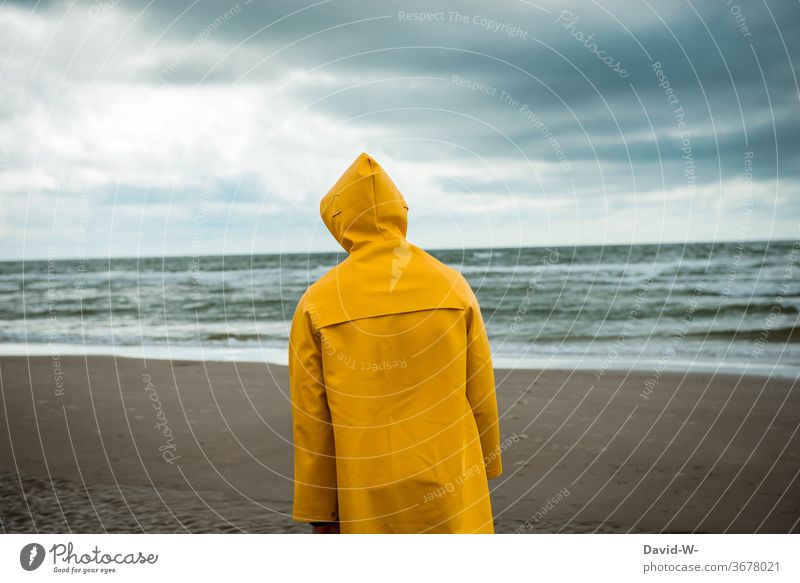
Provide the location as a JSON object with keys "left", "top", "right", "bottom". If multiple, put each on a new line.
{"left": 1, "top": 355, "right": 797, "bottom": 533}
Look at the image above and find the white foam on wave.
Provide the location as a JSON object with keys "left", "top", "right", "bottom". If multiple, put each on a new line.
{"left": 0, "top": 342, "right": 289, "bottom": 365}
{"left": 0, "top": 342, "right": 797, "bottom": 379}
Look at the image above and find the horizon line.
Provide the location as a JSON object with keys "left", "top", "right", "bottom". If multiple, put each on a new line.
{"left": 1, "top": 236, "right": 793, "bottom": 264}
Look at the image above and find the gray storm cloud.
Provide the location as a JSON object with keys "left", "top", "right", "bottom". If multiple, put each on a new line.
{"left": 0, "top": 0, "right": 797, "bottom": 258}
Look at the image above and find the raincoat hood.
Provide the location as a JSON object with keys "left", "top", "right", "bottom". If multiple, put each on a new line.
{"left": 320, "top": 153, "right": 409, "bottom": 253}
{"left": 307, "top": 152, "right": 469, "bottom": 330}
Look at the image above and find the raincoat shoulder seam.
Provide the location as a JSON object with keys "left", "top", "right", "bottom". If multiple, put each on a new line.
{"left": 315, "top": 305, "right": 466, "bottom": 330}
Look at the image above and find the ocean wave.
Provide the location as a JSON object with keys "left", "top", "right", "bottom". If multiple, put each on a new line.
{"left": 685, "top": 326, "right": 800, "bottom": 343}
{"left": 204, "top": 333, "right": 264, "bottom": 342}
{"left": 1, "top": 241, "right": 797, "bottom": 368}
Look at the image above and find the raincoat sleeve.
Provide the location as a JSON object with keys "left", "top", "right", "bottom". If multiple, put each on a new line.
{"left": 289, "top": 296, "right": 339, "bottom": 522}
{"left": 465, "top": 293, "right": 503, "bottom": 479}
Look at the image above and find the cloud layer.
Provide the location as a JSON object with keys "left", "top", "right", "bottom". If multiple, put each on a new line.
{"left": 1, "top": 0, "right": 798, "bottom": 258}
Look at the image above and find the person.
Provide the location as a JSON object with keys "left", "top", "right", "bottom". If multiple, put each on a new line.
{"left": 289, "top": 152, "right": 502, "bottom": 534}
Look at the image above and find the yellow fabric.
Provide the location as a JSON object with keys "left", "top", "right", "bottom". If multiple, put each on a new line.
{"left": 289, "top": 152, "right": 502, "bottom": 534}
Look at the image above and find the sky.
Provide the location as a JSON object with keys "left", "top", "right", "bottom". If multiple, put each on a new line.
{"left": 0, "top": 0, "right": 798, "bottom": 259}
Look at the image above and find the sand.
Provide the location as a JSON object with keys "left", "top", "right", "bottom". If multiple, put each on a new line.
{"left": 0, "top": 355, "right": 797, "bottom": 533}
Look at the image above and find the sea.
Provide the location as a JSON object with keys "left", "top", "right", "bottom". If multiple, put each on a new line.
{"left": 1, "top": 240, "right": 798, "bottom": 377}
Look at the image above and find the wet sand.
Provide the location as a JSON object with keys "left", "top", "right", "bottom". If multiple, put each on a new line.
{"left": 0, "top": 355, "right": 797, "bottom": 533}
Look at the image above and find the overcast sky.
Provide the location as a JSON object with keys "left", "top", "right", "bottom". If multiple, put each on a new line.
{"left": 1, "top": 0, "right": 798, "bottom": 259}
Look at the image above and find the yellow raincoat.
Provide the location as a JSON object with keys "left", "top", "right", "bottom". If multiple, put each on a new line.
{"left": 289, "top": 152, "right": 502, "bottom": 534}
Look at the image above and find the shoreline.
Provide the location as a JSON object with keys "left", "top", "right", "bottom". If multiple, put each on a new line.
{"left": 1, "top": 355, "right": 798, "bottom": 533}
{"left": 1, "top": 343, "right": 796, "bottom": 381}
